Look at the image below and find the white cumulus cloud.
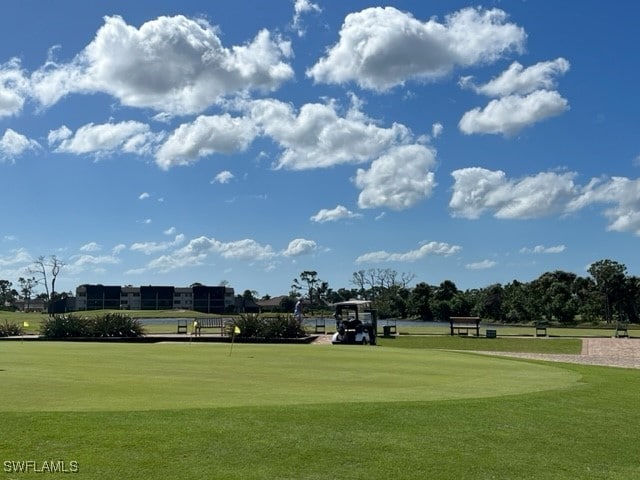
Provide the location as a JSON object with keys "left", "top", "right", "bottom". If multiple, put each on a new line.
{"left": 307, "top": 6, "right": 525, "bottom": 91}
{"left": 282, "top": 238, "right": 317, "bottom": 257}
{"left": 458, "top": 90, "right": 569, "bottom": 136}
{"left": 449, "top": 167, "right": 578, "bottom": 219}
{"left": 31, "top": 15, "right": 294, "bottom": 115}
{"left": 156, "top": 114, "right": 256, "bottom": 169}
{"left": 0, "top": 129, "right": 40, "bottom": 162}
{"left": 355, "top": 144, "right": 437, "bottom": 210}
{"left": 310, "top": 205, "right": 362, "bottom": 223}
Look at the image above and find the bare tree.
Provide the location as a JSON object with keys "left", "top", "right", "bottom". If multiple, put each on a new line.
{"left": 29, "top": 255, "right": 65, "bottom": 314}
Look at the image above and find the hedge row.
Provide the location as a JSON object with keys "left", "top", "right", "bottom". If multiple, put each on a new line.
{"left": 40, "top": 313, "right": 145, "bottom": 338}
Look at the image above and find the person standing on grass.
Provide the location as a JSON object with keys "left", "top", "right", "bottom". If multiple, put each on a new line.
{"left": 294, "top": 298, "right": 303, "bottom": 322}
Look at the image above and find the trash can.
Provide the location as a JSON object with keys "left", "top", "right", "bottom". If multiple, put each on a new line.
{"left": 383, "top": 325, "right": 392, "bottom": 337}
{"left": 486, "top": 329, "right": 497, "bottom": 339}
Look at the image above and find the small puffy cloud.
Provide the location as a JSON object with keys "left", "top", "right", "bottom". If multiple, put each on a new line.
{"left": 292, "top": 0, "right": 322, "bottom": 37}
{"left": 355, "top": 144, "right": 437, "bottom": 210}
{"left": 69, "top": 254, "right": 120, "bottom": 268}
{"left": 465, "top": 259, "right": 497, "bottom": 270}
{"left": 163, "top": 227, "right": 176, "bottom": 235}
{"left": 356, "top": 241, "right": 461, "bottom": 263}
{"left": 458, "top": 90, "right": 569, "bottom": 136}
{"left": 567, "top": 176, "right": 640, "bottom": 235}
{"left": 458, "top": 59, "right": 570, "bottom": 136}
{"left": 449, "top": 167, "right": 578, "bottom": 219}
{"left": 130, "top": 234, "right": 186, "bottom": 255}
{"left": 212, "top": 170, "right": 235, "bottom": 184}
{"left": 520, "top": 245, "right": 566, "bottom": 254}
{"left": 156, "top": 114, "right": 257, "bottom": 169}
{"left": 0, "top": 247, "right": 32, "bottom": 266}
{"left": 282, "top": 238, "right": 317, "bottom": 257}
{"left": 461, "top": 58, "right": 570, "bottom": 97}
{"left": 247, "top": 97, "right": 411, "bottom": 170}
{"left": 79, "top": 242, "right": 102, "bottom": 252}
{"left": 310, "top": 205, "right": 362, "bottom": 223}
{"left": 31, "top": 15, "right": 293, "bottom": 115}
{"left": 139, "top": 192, "right": 150, "bottom": 200}
{"left": 431, "top": 122, "right": 443, "bottom": 139}
{"left": 0, "top": 58, "right": 29, "bottom": 118}
{"left": 307, "top": 6, "right": 525, "bottom": 91}
{"left": 450, "top": 168, "right": 640, "bottom": 236}
{"left": 0, "top": 129, "right": 41, "bottom": 162}
{"left": 49, "top": 121, "right": 157, "bottom": 157}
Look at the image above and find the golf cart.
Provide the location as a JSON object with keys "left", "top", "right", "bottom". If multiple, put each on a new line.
{"left": 331, "top": 300, "right": 377, "bottom": 345}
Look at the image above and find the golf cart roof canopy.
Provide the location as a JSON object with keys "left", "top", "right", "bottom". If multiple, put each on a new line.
{"left": 333, "top": 300, "right": 373, "bottom": 310}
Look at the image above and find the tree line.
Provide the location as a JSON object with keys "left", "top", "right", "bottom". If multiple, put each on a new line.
{"left": 2, "top": 257, "right": 638, "bottom": 325}
{"left": 286, "top": 259, "right": 638, "bottom": 324}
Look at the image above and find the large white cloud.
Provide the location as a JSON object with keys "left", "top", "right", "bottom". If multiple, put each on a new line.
{"left": 355, "top": 144, "right": 437, "bottom": 210}
{"left": 307, "top": 6, "right": 525, "bottom": 91}
{"left": 31, "top": 15, "right": 293, "bottom": 114}
{"left": 247, "top": 97, "right": 411, "bottom": 170}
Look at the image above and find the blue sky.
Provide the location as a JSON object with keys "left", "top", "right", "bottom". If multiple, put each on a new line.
{"left": 1, "top": 0, "right": 639, "bottom": 298}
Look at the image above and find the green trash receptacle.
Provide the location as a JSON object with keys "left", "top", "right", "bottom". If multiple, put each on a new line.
{"left": 383, "top": 326, "right": 392, "bottom": 337}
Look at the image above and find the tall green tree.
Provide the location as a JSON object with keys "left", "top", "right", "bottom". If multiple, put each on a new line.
{"left": 408, "top": 282, "right": 433, "bottom": 320}
{"left": 531, "top": 271, "right": 578, "bottom": 324}
{"left": 588, "top": 259, "right": 627, "bottom": 323}
{"left": 0, "top": 280, "right": 18, "bottom": 307}
{"left": 18, "top": 276, "right": 38, "bottom": 311}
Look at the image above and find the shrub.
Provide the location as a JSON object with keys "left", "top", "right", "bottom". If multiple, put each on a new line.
{"left": 40, "top": 314, "right": 92, "bottom": 338}
{"left": 261, "top": 315, "right": 305, "bottom": 338}
{"left": 233, "top": 313, "right": 263, "bottom": 338}
{"left": 40, "top": 313, "right": 145, "bottom": 338}
{"left": 92, "top": 313, "right": 145, "bottom": 337}
{"left": 233, "top": 314, "right": 306, "bottom": 339}
{"left": 0, "top": 320, "right": 23, "bottom": 337}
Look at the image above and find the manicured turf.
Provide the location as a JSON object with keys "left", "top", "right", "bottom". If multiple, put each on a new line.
{"left": 1, "top": 339, "right": 640, "bottom": 479}
{"left": 0, "top": 342, "right": 579, "bottom": 411}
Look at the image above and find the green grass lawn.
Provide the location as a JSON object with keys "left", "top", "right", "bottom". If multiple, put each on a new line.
{"left": 2, "top": 338, "right": 640, "bottom": 479}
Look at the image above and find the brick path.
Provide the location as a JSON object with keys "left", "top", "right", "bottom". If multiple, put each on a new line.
{"left": 312, "top": 335, "right": 640, "bottom": 369}
{"left": 481, "top": 338, "right": 640, "bottom": 369}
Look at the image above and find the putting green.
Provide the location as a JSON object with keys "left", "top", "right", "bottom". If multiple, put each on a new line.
{"left": 0, "top": 342, "right": 581, "bottom": 412}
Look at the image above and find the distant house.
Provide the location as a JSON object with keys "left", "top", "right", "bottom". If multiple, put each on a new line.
{"left": 13, "top": 298, "right": 47, "bottom": 312}
{"left": 256, "top": 295, "right": 290, "bottom": 313}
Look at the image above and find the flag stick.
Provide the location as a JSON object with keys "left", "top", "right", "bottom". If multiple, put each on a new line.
{"left": 229, "top": 325, "right": 240, "bottom": 356}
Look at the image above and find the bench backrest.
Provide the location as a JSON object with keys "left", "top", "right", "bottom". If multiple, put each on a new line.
{"left": 196, "top": 317, "right": 226, "bottom": 327}
{"left": 449, "top": 316, "right": 481, "bottom": 325}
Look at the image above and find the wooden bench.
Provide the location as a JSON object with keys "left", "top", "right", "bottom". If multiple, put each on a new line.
{"left": 193, "top": 317, "right": 229, "bottom": 336}
{"left": 535, "top": 321, "right": 548, "bottom": 337}
{"left": 615, "top": 321, "right": 629, "bottom": 338}
{"left": 449, "top": 316, "right": 481, "bottom": 336}
{"left": 177, "top": 319, "right": 188, "bottom": 334}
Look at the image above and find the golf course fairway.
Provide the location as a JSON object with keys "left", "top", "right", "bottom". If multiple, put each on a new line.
{"left": 0, "top": 342, "right": 580, "bottom": 412}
